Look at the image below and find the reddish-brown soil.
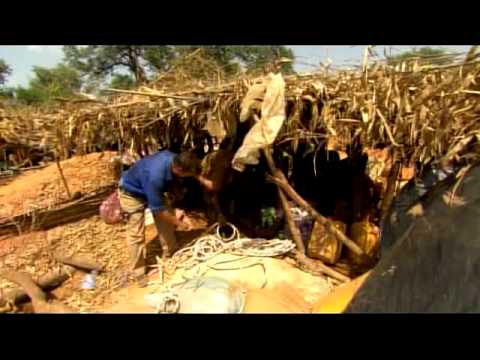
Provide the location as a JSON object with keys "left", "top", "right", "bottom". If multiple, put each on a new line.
{"left": 0, "top": 152, "right": 117, "bottom": 218}
{"left": 0, "top": 150, "right": 337, "bottom": 314}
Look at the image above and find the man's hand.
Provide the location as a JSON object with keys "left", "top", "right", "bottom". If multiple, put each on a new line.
{"left": 155, "top": 208, "right": 195, "bottom": 231}
{"left": 176, "top": 209, "right": 193, "bottom": 231}
{"left": 180, "top": 218, "right": 194, "bottom": 231}
{"left": 196, "top": 174, "right": 216, "bottom": 192}
{"left": 175, "top": 215, "right": 193, "bottom": 231}
{"left": 156, "top": 209, "right": 183, "bottom": 228}
{"left": 175, "top": 209, "right": 186, "bottom": 221}
{"left": 173, "top": 208, "right": 194, "bottom": 231}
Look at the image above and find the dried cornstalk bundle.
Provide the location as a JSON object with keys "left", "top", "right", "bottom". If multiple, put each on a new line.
{"left": 1, "top": 47, "right": 479, "bottom": 172}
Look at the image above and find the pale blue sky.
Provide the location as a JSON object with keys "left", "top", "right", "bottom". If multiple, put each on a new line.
{"left": 0, "top": 45, "right": 471, "bottom": 87}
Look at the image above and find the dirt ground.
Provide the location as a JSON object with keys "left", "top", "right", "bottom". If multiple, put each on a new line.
{"left": 103, "top": 222, "right": 334, "bottom": 314}
{"left": 0, "top": 216, "right": 128, "bottom": 312}
{"left": 103, "top": 253, "right": 334, "bottom": 313}
{"left": 0, "top": 210, "right": 212, "bottom": 313}
{"left": 0, "top": 150, "right": 339, "bottom": 314}
{"left": 1, "top": 209, "right": 334, "bottom": 313}
{"left": 0, "top": 152, "right": 117, "bottom": 219}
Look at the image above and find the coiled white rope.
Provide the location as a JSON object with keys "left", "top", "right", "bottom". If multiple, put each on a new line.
{"left": 145, "top": 223, "right": 296, "bottom": 313}
{"left": 165, "top": 222, "right": 295, "bottom": 273}
{"left": 144, "top": 288, "right": 180, "bottom": 314}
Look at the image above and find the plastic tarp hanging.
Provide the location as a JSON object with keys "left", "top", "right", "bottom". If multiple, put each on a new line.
{"left": 232, "top": 73, "right": 286, "bottom": 172}
{"left": 239, "top": 83, "right": 267, "bottom": 123}
{"left": 380, "top": 162, "right": 458, "bottom": 254}
{"left": 345, "top": 162, "right": 480, "bottom": 313}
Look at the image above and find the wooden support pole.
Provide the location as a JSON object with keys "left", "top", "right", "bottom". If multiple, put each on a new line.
{"left": 380, "top": 151, "right": 402, "bottom": 225}
{"left": 261, "top": 146, "right": 364, "bottom": 279}
{"left": 290, "top": 251, "right": 351, "bottom": 283}
{"left": 267, "top": 174, "right": 368, "bottom": 259}
{"left": 279, "top": 189, "right": 305, "bottom": 253}
{"left": 262, "top": 147, "right": 305, "bottom": 254}
{"left": 56, "top": 158, "right": 72, "bottom": 199}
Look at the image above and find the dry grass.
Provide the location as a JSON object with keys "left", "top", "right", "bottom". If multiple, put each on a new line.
{"left": 1, "top": 47, "right": 479, "bottom": 171}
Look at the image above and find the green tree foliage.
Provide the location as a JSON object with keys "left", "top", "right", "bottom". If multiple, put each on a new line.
{"left": 15, "top": 86, "right": 48, "bottom": 104}
{"left": 235, "top": 46, "right": 295, "bottom": 73}
{"left": 0, "top": 58, "right": 12, "bottom": 86}
{"left": 387, "top": 47, "right": 451, "bottom": 66}
{"left": 0, "top": 59, "right": 14, "bottom": 99}
{"left": 63, "top": 46, "right": 176, "bottom": 84}
{"left": 178, "top": 46, "right": 240, "bottom": 74}
{"left": 64, "top": 46, "right": 295, "bottom": 85}
{"left": 176, "top": 45, "right": 295, "bottom": 74}
{"left": 0, "top": 86, "right": 15, "bottom": 99}
{"left": 109, "top": 74, "right": 136, "bottom": 90}
{"left": 143, "top": 46, "right": 177, "bottom": 72}
{"left": 15, "top": 64, "right": 82, "bottom": 105}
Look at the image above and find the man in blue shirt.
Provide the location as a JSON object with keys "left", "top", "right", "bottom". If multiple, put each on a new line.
{"left": 119, "top": 150, "right": 213, "bottom": 285}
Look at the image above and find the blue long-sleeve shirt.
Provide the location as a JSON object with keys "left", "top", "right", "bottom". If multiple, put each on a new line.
{"left": 119, "top": 150, "right": 176, "bottom": 212}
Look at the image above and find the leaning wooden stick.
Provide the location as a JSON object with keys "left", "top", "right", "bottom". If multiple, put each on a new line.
{"left": 267, "top": 173, "right": 367, "bottom": 258}
{"left": 279, "top": 189, "right": 306, "bottom": 253}
{"left": 262, "top": 146, "right": 360, "bottom": 279}
{"left": 262, "top": 147, "right": 306, "bottom": 254}
{"left": 380, "top": 150, "right": 402, "bottom": 225}
{"left": 56, "top": 158, "right": 72, "bottom": 199}
{"left": 291, "top": 251, "right": 350, "bottom": 283}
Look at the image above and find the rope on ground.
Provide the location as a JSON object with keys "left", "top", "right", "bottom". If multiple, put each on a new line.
{"left": 207, "top": 257, "right": 268, "bottom": 289}
{"left": 144, "top": 288, "right": 180, "bottom": 314}
{"left": 164, "top": 222, "right": 295, "bottom": 275}
{"left": 144, "top": 223, "right": 296, "bottom": 312}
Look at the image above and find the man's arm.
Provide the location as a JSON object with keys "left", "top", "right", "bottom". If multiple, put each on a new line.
{"left": 142, "top": 174, "right": 186, "bottom": 228}
{"left": 155, "top": 209, "right": 184, "bottom": 228}
{"left": 145, "top": 188, "right": 188, "bottom": 229}
{"left": 196, "top": 174, "right": 216, "bottom": 192}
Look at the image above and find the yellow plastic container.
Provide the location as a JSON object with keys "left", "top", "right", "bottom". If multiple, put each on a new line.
{"left": 307, "top": 219, "right": 346, "bottom": 265}
{"left": 347, "top": 220, "right": 380, "bottom": 265}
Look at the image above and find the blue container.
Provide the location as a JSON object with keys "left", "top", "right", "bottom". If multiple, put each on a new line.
{"left": 284, "top": 207, "right": 314, "bottom": 247}
{"left": 81, "top": 271, "right": 97, "bottom": 290}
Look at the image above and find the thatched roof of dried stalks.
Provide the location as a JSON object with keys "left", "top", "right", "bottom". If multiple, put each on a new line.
{"left": 1, "top": 47, "right": 480, "bottom": 168}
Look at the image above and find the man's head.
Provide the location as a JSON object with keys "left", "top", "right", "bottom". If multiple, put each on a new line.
{"left": 172, "top": 151, "right": 201, "bottom": 178}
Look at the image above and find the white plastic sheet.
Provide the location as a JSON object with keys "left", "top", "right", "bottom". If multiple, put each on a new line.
{"left": 145, "top": 277, "right": 246, "bottom": 314}
{"left": 232, "top": 73, "right": 286, "bottom": 172}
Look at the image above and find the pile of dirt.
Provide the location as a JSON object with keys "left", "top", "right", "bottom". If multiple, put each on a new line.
{"left": 0, "top": 146, "right": 336, "bottom": 313}
{"left": 0, "top": 152, "right": 117, "bottom": 219}
{"left": 103, "top": 254, "right": 334, "bottom": 313}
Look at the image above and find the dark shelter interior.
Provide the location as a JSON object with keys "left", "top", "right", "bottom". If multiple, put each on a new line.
{"left": 154, "top": 124, "right": 383, "bottom": 274}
